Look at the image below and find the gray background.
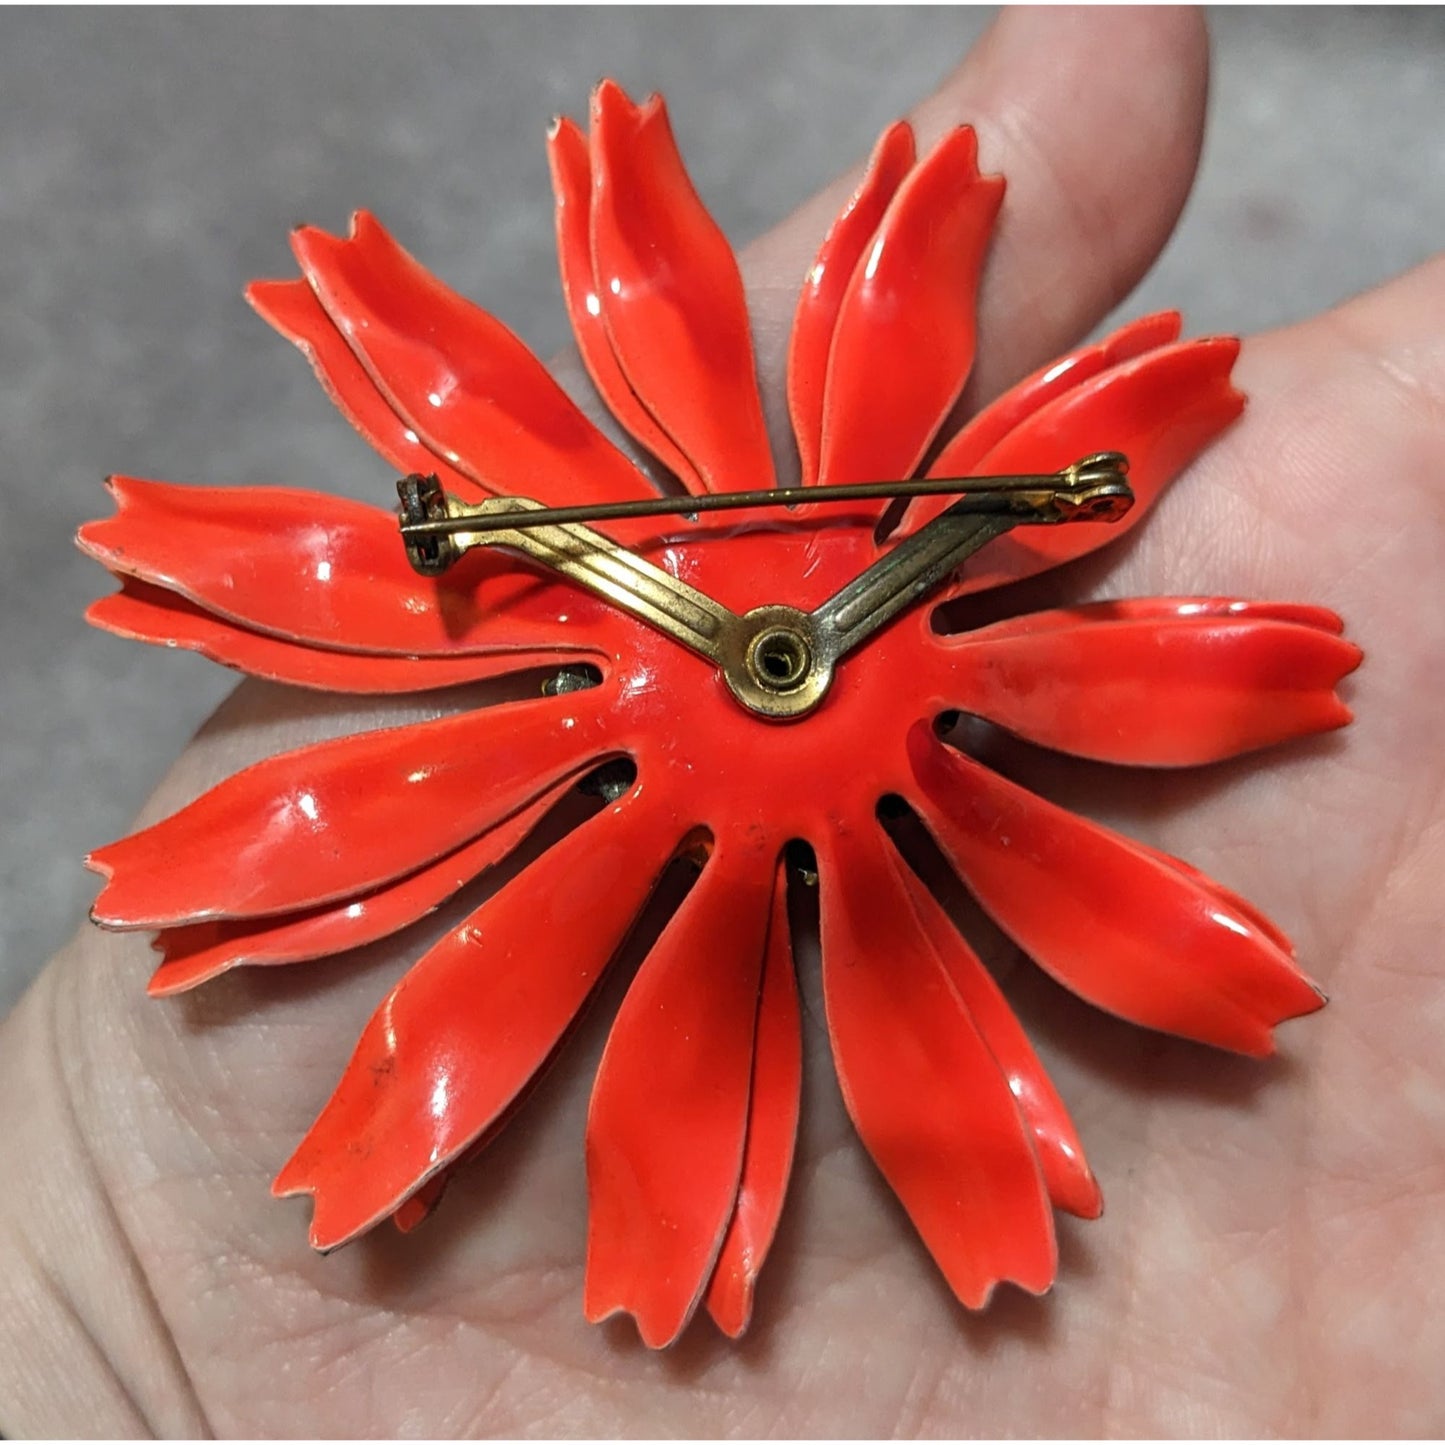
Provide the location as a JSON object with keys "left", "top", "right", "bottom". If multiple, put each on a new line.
{"left": 2, "top": 6, "right": 1443, "bottom": 1015}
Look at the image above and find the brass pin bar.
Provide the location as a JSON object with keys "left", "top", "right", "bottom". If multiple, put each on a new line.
{"left": 397, "top": 453, "right": 1130, "bottom": 539}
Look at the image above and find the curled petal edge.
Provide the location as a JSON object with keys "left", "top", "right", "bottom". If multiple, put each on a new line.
{"left": 907, "top": 725, "right": 1325, "bottom": 1058}
{"left": 274, "top": 790, "right": 685, "bottom": 1250}
{"left": 816, "top": 125, "right": 1004, "bottom": 491}
{"left": 935, "top": 606, "right": 1361, "bottom": 767}
{"left": 819, "top": 819, "right": 1057, "bottom": 1309}
{"left": 88, "top": 687, "right": 616, "bottom": 927}
{"left": 290, "top": 210, "right": 656, "bottom": 506}
{"left": 584, "top": 835, "right": 775, "bottom": 1348}
{"left": 147, "top": 772, "right": 584, "bottom": 995}
{"left": 88, "top": 578, "right": 599, "bottom": 695}
{"left": 788, "top": 120, "right": 916, "bottom": 489}
{"left": 588, "top": 79, "right": 775, "bottom": 495}
{"left": 548, "top": 112, "right": 704, "bottom": 493}
{"left": 705, "top": 860, "right": 802, "bottom": 1337}
{"left": 78, "top": 477, "right": 620, "bottom": 658}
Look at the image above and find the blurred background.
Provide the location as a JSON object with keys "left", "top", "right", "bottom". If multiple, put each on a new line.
{"left": 2, "top": 5, "right": 1443, "bottom": 1014}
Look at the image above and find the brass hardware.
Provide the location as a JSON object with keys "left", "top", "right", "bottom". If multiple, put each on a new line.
{"left": 398, "top": 454, "right": 1132, "bottom": 542}
{"left": 395, "top": 454, "right": 1133, "bottom": 722}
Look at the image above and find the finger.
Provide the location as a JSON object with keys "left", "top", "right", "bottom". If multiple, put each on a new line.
{"left": 743, "top": 5, "right": 1210, "bottom": 412}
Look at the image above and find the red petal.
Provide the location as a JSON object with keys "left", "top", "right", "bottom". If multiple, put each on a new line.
{"left": 818, "top": 822, "right": 1056, "bottom": 1309}
{"left": 815, "top": 127, "right": 1004, "bottom": 488}
{"left": 947, "top": 595, "right": 1346, "bottom": 642}
{"left": 247, "top": 278, "right": 487, "bottom": 502}
{"left": 788, "top": 121, "right": 916, "bottom": 487}
{"left": 589, "top": 81, "right": 774, "bottom": 494}
{"left": 907, "top": 727, "right": 1325, "bottom": 1057}
{"left": 893, "top": 865, "right": 1101, "bottom": 1220}
{"left": 548, "top": 114, "right": 703, "bottom": 492}
{"left": 943, "top": 607, "right": 1361, "bottom": 766}
{"left": 88, "top": 688, "right": 615, "bottom": 927}
{"left": 391, "top": 1175, "right": 448, "bottom": 1234}
{"left": 78, "top": 478, "right": 618, "bottom": 656}
{"left": 274, "top": 793, "right": 683, "bottom": 1249}
{"left": 1129, "top": 839, "right": 1296, "bottom": 960}
{"left": 584, "top": 837, "right": 775, "bottom": 1347}
{"left": 147, "top": 774, "right": 579, "bottom": 995}
{"left": 970, "top": 338, "right": 1243, "bottom": 588}
{"left": 88, "top": 579, "right": 591, "bottom": 694}
{"left": 920, "top": 312, "right": 1184, "bottom": 490}
{"left": 705, "top": 861, "right": 803, "bottom": 1336}
{"left": 291, "top": 211, "right": 654, "bottom": 505}
{"left": 908, "top": 337, "right": 1244, "bottom": 594}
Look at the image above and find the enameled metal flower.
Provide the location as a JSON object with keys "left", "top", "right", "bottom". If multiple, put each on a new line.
{"left": 78, "top": 81, "right": 1362, "bottom": 1347}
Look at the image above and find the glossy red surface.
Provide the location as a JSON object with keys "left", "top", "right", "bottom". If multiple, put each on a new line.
{"left": 588, "top": 81, "right": 775, "bottom": 495}
{"left": 291, "top": 211, "right": 656, "bottom": 507}
{"left": 548, "top": 112, "right": 704, "bottom": 493}
{"left": 147, "top": 774, "right": 580, "bottom": 996}
{"left": 584, "top": 837, "right": 774, "bottom": 1347}
{"left": 788, "top": 120, "right": 915, "bottom": 488}
{"left": 919, "top": 311, "right": 1185, "bottom": 492}
{"left": 273, "top": 794, "right": 681, "bottom": 1247}
{"left": 704, "top": 863, "right": 800, "bottom": 1337}
{"left": 816, "top": 125, "right": 1003, "bottom": 490}
{"left": 940, "top": 600, "right": 1361, "bottom": 765}
{"left": 894, "top": 862, "right": 1101, "bottom": 1220}
{"left": 819, "top": 823, "right": 1057, "bottom": 1309}
{"left": 78, "top": 477, "right": 622, "bottom": 657}
{"left": 912, "top": 337, "right": 1246, "bottom": 590}
{"left": 246, "top": 277, "right": 487, "bottom": 504}
{"left": 89, "top": 688, "right": 618, "bottom": 926}
{"left": 80, "top": 81, "right": 1362, "bottom": 1344}
{"left": 88, "top": 578, "right": 585, "bottom": 694}
{"left": 908, "top": 726, "right": 1326, "bottom": 1057}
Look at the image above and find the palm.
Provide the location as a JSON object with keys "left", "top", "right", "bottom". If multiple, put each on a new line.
{"left": 9, "top": 9, "right": 1441, "bottom": 1436}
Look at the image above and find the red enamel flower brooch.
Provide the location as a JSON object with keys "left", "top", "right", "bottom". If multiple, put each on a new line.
{"left": 79, "top": 81, "right": 1362, "bottom": 1347}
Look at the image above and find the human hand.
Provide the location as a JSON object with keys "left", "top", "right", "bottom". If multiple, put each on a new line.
{"left": 3, "top": 7, "right": 1441, "bottom": 1435}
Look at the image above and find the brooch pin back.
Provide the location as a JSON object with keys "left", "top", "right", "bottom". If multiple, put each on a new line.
{"left": 77, "top": 79, "right": 1362, "bottom": 1347}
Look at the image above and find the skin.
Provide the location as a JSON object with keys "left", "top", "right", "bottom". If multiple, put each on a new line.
{"left": 3, "top": 7, "right": 1443, "bottom": 1436}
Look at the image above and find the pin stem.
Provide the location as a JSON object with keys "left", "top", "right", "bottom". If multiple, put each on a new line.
{"left": 398, "top": 454, "right": 1128, "bottom": 538}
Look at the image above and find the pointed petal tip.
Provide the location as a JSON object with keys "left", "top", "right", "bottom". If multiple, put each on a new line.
{"left": 1240, "top": 981, "right": 1327, "bottom": 1059}
{"left": 145, "top": 969, "right": 187, "bottom": 1000}
{"left": 583, "top": 1297, "right": 685, "bottom": 1351}
{"left": 85, "top": 844, "right": 122, "bottom": 911}
{"left": 962, "top": 1262, "right": 1056, "bottom": 1313}
{"left": 882, "top": 116, "right": 915, "bottom": 146}
{"left": 591, "top": 76, "right": 635, "bottom": 118}
{"left": 243, "top": 277, "right": 295, "bottom": 317}
{"left": 288, "top": 219, "right": 345, "bottom": 267}
{"left": 706, "top": 1289, "right": 752, "bottom": 1340}
{"left": 1077, "top": 1179, "right": 1105, "bottom": 1222}
{"left": 273, "top": 1164, "right": 395, "bottom": 1254}
{"left": 271, "top": 1155, "right": 315, "bottom": 1202}
{"left": 545, "top": 114, "right": 587, "bottom": 185}
{"left": 1057, "top": 1167, "right": 1104, "bottom": 1221}
{"left": 391, "top": 1195, "right": 429, "bottom": 1234}
{"left": 1146, "top": 309, "right": 1184, "bottom": 341}
{"left": 942, "top": 120, "right": 979, "bottom": 168}
{"left": 81, "top": 592, "right": 117, "bottom": 630}
{"left": 147, "top": 951, "right": 227, "bottom": 997}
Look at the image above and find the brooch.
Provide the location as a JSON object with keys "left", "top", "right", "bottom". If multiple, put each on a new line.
{"left": 77, "top": 80, "right": 1362, "bottom": 1347}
